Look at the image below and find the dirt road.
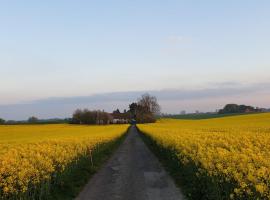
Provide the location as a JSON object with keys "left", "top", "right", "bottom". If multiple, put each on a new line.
{"left": 76, "top": 125, "right": 185, "bottom": 200}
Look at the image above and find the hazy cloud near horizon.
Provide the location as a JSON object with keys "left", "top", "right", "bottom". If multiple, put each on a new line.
{"left": 1, "top": 82, "right": 269, "bottom": 120}
{"left": 1, "top": 1, "right": 270, "bottom": 106}
{"left": 1, "top": 1, "right": 270, "bottom": 117}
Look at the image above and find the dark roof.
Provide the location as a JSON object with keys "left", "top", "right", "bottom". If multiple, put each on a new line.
{"left": 110, "top": 113, "right": 130, "bottom": 119}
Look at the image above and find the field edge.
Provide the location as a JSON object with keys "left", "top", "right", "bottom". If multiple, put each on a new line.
{"left": 47, "top": 126, "right": 130, "bottom": 200}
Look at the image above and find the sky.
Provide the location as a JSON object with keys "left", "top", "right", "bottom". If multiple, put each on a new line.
{"left": 0, "top": 1, "right": 270, "bottom": 119}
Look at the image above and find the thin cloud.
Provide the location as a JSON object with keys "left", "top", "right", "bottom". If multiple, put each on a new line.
{"left": 167, "top": 35, "right": 185, "bottom": 43}
{"left": 0, "top": 81, "right": 269, "bottom": 120}
{"left": 206, "top": 81, "right": 243, "bottom": 87}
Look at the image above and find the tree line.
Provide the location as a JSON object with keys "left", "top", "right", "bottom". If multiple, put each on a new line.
{"left": 1, "top": 99, "right": 268, "bottom": 125}
{"left": 0, "top": 94, "right": 161, "bottom": 125}
{"left": 70, "top": 109, "right": 112, "bottom": 124}
{"left": 70, "top": 93, "right": 161, "bottom": 125}
{"left": 218, "top": 104, "right": 262, "bottom": 114}
{"left": 0, "top": 117, "right": 69, "bottom": 125}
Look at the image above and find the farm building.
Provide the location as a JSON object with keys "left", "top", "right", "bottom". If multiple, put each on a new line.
{"left": 110, "top": 110, "right": 130, "bottom": 124}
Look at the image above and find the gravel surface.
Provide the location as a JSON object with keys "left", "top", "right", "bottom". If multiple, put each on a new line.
{"left": 76, "top": 125, "right": 185, "bottom": 200}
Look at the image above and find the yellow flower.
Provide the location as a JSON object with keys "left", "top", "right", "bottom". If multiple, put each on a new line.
{"left": 138, "top": 113, "right": 270, "bottom": 199}
{"left": 0, "top": 124, "right": 128, "bottom": 196}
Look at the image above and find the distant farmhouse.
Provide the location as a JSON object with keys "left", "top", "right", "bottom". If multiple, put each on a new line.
{"left": 71, "top": 109, "right": 130, "bottom": 125}
{"left": 110, "top": 109, "right": 130, "bottom": 124}
{"left": 70, "top": 94, "right": 159, "bottom": 125}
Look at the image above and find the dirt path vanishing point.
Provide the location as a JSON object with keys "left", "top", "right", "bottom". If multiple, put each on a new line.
{"left": 76, "top": 125, "right": 186, "bottom": 200}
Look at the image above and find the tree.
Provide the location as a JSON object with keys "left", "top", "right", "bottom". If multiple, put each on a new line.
{"left": 131, "top": 94, "right": 161, "bottom": 123}
{"left": 71, "top": 109, "right": 111, "bottom": 125}
{"left": 81, "top": 109, "right": 96, "bottom": 124}
{"left": 28, "top": 116, "right": 38, "bottom": 123}
{"left": 98, "top": 111, "right": 111, "bottom": 124}
{"left": 0, "top": 118, "right": 5, "bottom": 124}
{"left": 71, "top": 109, "right": 83, "bottom": 124}
{"left": 218, "top": 104, "right": 256, "bottom": 114}
{"left": 138, "top": 93, "right": 160, "bottom": 115}
{"left": 129, "top": 102, "right": 138, "bottom": 119}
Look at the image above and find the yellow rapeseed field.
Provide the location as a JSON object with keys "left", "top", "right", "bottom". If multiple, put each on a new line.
{"left": 0, "top": 124, "right": 128, "bottom": 198}
{"left": 138, "top": 113, "right": 270, "bottom": 199}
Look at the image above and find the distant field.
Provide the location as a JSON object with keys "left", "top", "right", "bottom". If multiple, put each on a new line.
{"left": 139, "top": 113, "right": 270, "bottom": 200}
{"left": 164, "top": 112, "right": 262, "bottom": 120}
{"left": 0, "top": 124, "right": 128, "bottom": 199}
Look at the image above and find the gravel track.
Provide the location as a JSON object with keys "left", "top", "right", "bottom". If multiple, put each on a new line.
{"left": 76, "top": 125, "right": 185, "bottom": 200}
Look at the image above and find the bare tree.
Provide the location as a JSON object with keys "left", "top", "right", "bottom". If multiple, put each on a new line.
{"left": 136, "top": 93, "right": 161, "bottom": 123}
{"left": 138, "top": 93, "right": 160, "bottom": 115}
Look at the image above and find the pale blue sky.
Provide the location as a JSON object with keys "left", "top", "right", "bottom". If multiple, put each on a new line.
{"left": 0, "top": 1, "right": 270, "bottom": 118}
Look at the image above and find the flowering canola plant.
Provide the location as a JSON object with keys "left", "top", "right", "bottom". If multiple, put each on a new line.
{"left": 138, "top": 113, "right": 270, "bottom": 199}
{"left": 0, "top": 124, "right": 128, "bottom": 198}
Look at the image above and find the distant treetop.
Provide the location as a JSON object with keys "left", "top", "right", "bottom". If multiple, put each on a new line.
{"left": 218, "top": 104, "right": 262, "bottom": 114}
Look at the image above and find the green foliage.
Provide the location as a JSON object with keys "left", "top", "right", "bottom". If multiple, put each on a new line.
{"left": 0, "top": 118, "right": 5, "bottom": 124}
{"left": 218, "top": 104, "right": 260, "bottom": 114}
